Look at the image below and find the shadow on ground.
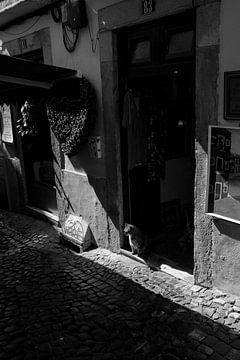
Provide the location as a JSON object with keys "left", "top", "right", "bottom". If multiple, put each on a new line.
{"left": 0, "top": 213, "right": 239, "bottom": 360}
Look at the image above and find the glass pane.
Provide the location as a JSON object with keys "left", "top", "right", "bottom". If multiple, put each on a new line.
{"left": 167, "top": 30, "right": 194, "bottom": 57}
{"left": 207, "top": 126, "right": 240, "bottom": 223}
{"left": 130, "top": 40, "right": 151, "bottom": 64}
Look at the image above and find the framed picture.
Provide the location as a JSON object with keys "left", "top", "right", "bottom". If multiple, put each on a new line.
{"left": 206, "top": 125, "right": 240, "bottom": 224}
{"left": 224, "top": 71, "right": 240, "bottom": 120}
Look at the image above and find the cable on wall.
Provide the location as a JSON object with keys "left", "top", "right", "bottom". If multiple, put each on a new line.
{"left": 51, "top": 0, "right": 88, "bottom": 53}
{"left": 0, "top": 16, "right": 41, "bottom": 36}
{"left": 62, "top": 22, "right": 79, "bottom": 53}
{"left": 87, "top": 24, "right": 99, "bottom": 53}
{"left": 51, "top": 3, "right": 62, "bottom": 23}
{"left": 85, "top": 2, "right": 99, "bottom": 53}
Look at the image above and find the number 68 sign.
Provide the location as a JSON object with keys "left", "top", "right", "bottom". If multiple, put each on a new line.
{"left": 142, "top": 0, "right": 154, "bottom": 15}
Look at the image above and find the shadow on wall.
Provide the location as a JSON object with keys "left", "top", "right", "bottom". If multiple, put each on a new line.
{"left": 68, "top": 155, "right": 112, "bottom": 223}
{"left": 0, "top": 216, "right": 240, "bottom": 359}
{"left": 0, "top": 143, "right": 23, "bottom": 212}
{"left": 211, "top": 218, "right": 240, "bottom": 297}
{"left": 57, "top": 150, "right": 120, "bottom": 251}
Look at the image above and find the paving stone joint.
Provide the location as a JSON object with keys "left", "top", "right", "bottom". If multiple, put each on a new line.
{"left": 0, "top": 210, "right": 240, "bottom": 359}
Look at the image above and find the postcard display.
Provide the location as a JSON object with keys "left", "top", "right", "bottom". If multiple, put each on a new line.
{"left": 207, "top": 126, "right": 240, "bottom": 223}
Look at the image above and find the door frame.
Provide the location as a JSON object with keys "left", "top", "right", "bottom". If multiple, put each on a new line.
{"left": 98, "top": 0, "right": 221, "bottom": 285}
{"left": 4, "top": 28, "right": 60, "bottom": 223}
{"left": 98, "top": 1, "right": 197, "bottom": 249}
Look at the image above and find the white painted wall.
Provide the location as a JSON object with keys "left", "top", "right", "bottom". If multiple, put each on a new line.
{"left": 0, "top": 0, "right": 121, "bottom": 177}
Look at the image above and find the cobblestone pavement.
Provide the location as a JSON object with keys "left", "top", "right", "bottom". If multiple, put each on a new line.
{"left": 1, "top": 211, "right": 240, "bottom": 360}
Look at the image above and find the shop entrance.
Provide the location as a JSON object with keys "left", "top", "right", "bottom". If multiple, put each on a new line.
{"left": 18, "top": 50, "right": 57, "bottom": 215}
{"left": 118, "top": 11, "right": 195, "bottom": 271}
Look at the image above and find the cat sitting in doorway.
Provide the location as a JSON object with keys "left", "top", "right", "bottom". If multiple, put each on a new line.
{"left": 123, "top": 223, "right": 149, "bottom": 256}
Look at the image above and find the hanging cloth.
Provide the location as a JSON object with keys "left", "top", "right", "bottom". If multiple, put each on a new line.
{"left": 147, "top": 113, "right": 166, "bottom": 182}
{"left": 122, "top": 90, "right": 147, "bottom": 171}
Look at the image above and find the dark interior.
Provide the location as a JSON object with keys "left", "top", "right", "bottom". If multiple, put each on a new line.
{"left": 118, "top": 10, "right": 196, "bottom": 272}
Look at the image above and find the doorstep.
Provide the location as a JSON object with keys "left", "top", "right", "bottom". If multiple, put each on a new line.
{"left": 120, "top": 248, "right": 194, "bottom": 284}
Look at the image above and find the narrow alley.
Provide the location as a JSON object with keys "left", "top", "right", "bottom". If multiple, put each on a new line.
{"left": 0, "top": 210, "right": 240, "bottom": 360}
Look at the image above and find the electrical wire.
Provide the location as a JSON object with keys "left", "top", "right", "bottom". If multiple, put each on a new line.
{"left": 85, "top": 1, "right": 99, "bottom": 53}
{"left": 87, "top": 24, "right": 99, "bottom": 53}
{"left": 62, "top": 22, "right": 79, "bottom": 53}
{"left": 0, "top": 16, "right": 41, "bottom": 36}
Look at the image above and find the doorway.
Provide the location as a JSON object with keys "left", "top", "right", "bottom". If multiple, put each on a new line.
{"left": 17, "top": 49, "right": 58, "bottom": 215}
{"left": 118, "top": 11, "right": 195, "bottom": 271}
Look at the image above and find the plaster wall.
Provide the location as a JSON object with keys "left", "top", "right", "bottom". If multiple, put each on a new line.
{"left": 0, "top": 0, "right": 231, "bottom": 261}
{"left": 210, "top": 0, "right": 240, "bottom": 296}
{"left": 0, "top": 0, "right": 122, "bottom": 250}
{"left": 0, "top": 0, "right": 113, "bottom": 178}
{"left": 192, "top": 0, "right": 221, "bottom": 288}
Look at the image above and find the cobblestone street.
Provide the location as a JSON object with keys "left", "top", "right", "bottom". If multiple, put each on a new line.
{"left": 1, "top": 210, "right": 240, "bottom": 360}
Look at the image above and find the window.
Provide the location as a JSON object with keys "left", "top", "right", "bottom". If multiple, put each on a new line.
{"left": 165, "top": 28, "right": 194, "bottom": 60}
{"left": 214, "top": 182, "right": 222, "bottom": 200}
{"left": 129, "top": 39, "right": 151, "bottom": 64}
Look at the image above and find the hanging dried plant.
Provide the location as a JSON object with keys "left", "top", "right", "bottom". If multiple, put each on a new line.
{"left": 16, "top": 101, "right": 42, "bottom": 137}
{"left": 46, "top": 77, "right": 96, "bottom": 157}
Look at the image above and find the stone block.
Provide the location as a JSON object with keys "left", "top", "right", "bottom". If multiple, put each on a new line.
{"left": 62, "top": 214, "right": 94, "bottom": 252}
{"left": 232, "top": 306, "right": 240, "bottom": 313}
{"left": 99, "top": 31, "right": 117, "bottom": 62}
{"left": 198, "top": 344, "right": 214, "bottom": 356}
{"left": 99, "top": 0, "right": 191, "bottom": 31}
{"left": 224, "top": 317, "right": 235, "bottom": 326}
{"left": 187, "top": 349, "right": 207, "bottom": 360}
{"left": 235, "top": 300, "right": 240, "bottom": 307}
{"left": 213, "top": 298, "right": 226, "bottom": 306}
{"left": 214, "top": 341, "right": 231, "bottom": 356}
{"left": 203, "top": 335, "right": 218, "bottom": 347}
{"left": 195, "top": 0, "right": 221, "bottom": 5}
{"left": 191, "top": 285, "right": 203, "bottom": 292}
{"left": 229, "top": 312, "right": 240, "bottom": 321}
{"left": 189, "top": 329, "right": 207, "bottom": 341}
{"left": 196, "top": 2, "right": 220, "bottom": 47}
{"left": 209, "top": 353, "right": 225, "bottom": 360}
{"left": 227, "top": 349, "right": 240, "bottom": 360}
{"left": 202, "top": 306, "right": 215, "bottom": 318}
{"left": 196, "top": 45, "right": 219, "bottom": 150}
{"left": 231, "top": 339, "right": 240, "bottom": 350}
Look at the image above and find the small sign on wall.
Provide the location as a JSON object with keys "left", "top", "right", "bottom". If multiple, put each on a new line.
{"left": 0, "top": 104, "right": 13, "bottom": 143}
{"left": 142, "top": 0, "right": 155, "bottom": 15}
{"left": 88, "top": 136, "right": 102, "bottom": 159}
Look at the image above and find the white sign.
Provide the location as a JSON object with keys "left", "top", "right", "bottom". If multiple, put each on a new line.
{"left": 1, "top": 104, "right": 13, "bottom": 143}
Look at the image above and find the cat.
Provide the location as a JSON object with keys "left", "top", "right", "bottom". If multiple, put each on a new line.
{"left": 123, "top": 223, "right": 148, "bottom": 256}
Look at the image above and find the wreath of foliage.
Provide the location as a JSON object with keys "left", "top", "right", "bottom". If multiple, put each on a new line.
{"left": 46, "top": 76, "right": 96, "bottom": 157}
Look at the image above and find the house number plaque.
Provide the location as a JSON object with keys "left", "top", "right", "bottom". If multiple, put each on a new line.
{"left": 142, "top": 0, "right": 155, "bottom": 15}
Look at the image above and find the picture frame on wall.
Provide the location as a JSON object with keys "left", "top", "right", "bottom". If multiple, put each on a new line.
{"left": 206, "top": 125, "right": 240, "bottom": 225}
{"left": 224, "top": 71, "right": 240, "bottom": 120}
